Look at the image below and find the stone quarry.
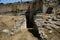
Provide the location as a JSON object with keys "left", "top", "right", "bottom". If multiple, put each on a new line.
{"left": 34, "top": 13, "right": 60, "bottom": 40}
{"left": 0, "top": 0, "right": 60, "bottom": 40}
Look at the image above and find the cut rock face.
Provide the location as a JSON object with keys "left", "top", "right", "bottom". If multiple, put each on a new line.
{"left": 0, "top": 16, "right": 26, "bottom": 35}
{"left": 34, "top": 13, "right": 60, "bottom": 40}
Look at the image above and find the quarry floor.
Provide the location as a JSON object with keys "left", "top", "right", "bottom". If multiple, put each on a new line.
{"left": 0, "top": 28, "right": 60, "bottom": 40}
{"left": 0, "top": 29, "right": 38, "bottom": 40}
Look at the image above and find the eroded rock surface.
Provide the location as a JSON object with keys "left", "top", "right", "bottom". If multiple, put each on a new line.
{"left": 35, "top": 13, "right": 60, "bottom": 40}
{"left": 0, "top": 16, "right": 26, "bottom": 35}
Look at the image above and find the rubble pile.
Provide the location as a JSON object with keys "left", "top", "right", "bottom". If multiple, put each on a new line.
{"left": 34, "top": 13, "right": 60, "bottom": 40}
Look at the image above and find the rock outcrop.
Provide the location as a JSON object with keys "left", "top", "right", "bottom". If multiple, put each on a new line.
{"left": 34, "top": 13, "right": 60, "bottom": 40}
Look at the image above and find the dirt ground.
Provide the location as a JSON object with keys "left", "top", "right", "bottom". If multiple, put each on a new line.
{"left": 0, "top": 29, "right": 38, "bottom": 40}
